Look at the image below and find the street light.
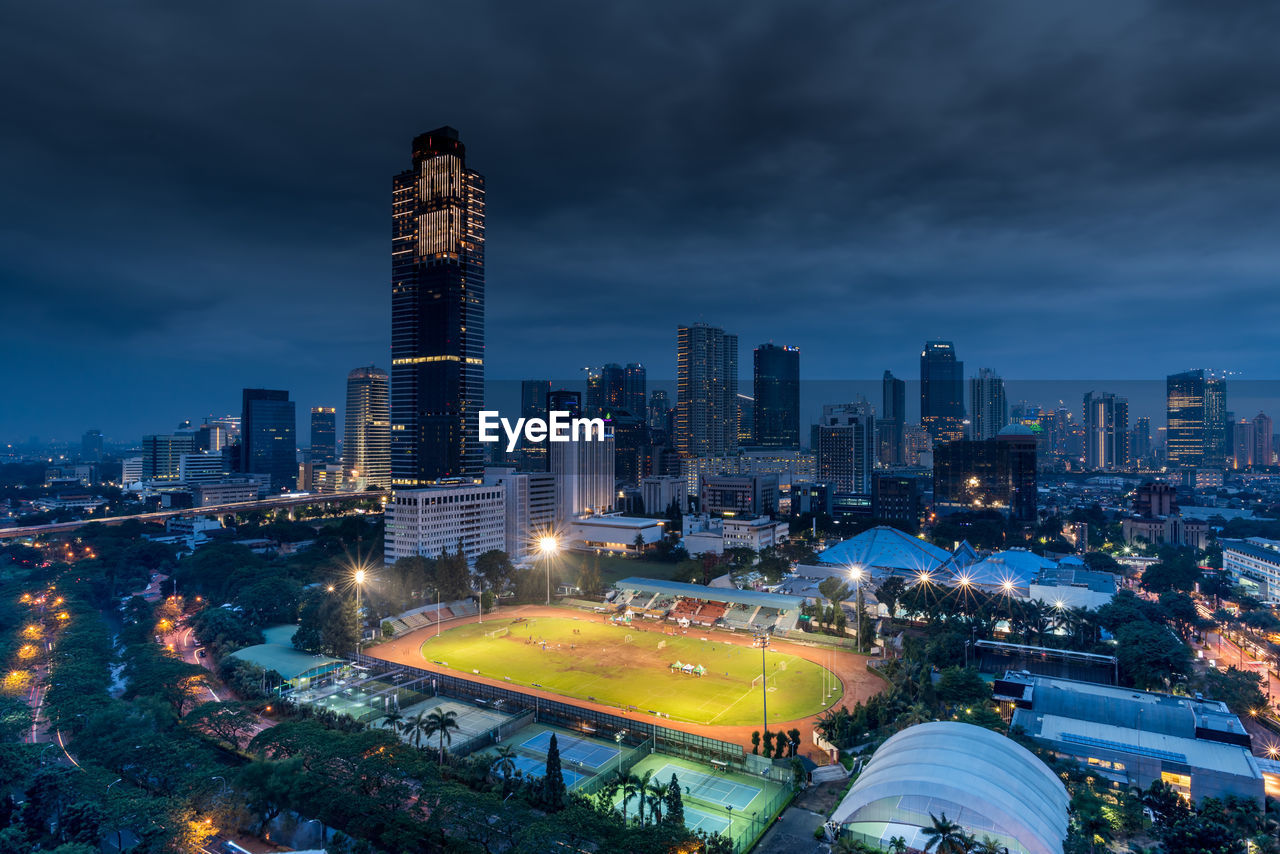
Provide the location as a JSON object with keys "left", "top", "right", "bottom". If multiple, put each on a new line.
{"left": 539, "top": 535, "right": 560, "bottom": 606}
{"left": 849, "top": 564, "right": 866, "bottom": 653}
{"left": 353, "top": 568, "right": 367, "bottom": 657}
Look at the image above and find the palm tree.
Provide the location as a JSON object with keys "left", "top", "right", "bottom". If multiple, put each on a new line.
{"left": 972, "top": 836, "right": 1008, "bottom": 854}
{"left": 380, "top": 708, "right": 404, "bottom": 733}
{"left": 494, "top": 745, "right": 517, "bottom": 793}
{"left": 634, "top": 769, "right": 654, "bottom": 825}
{"left": 921, "top": 811, "right": 969, "bottom": 854}
{"left": 402, "top": 709, "right": 431, "bottom": 748}
{"left": 645, "top": 778, "right": 666, "bottom": 825}
{"left": 888, "top": 836, "right": 908, "bottom": 854}
{"left": 425, "top": 706, "right": 460, "bottom": 763}
{"left": 616, "top": 770, "right": 641, "bottom": 825}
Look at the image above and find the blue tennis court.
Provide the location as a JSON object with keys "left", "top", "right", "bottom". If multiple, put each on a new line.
{"left": 650, "top": 762, "right": 760, "bottom": 810}
{"left": 502, "top": 754, "right": 586, "bottom": 789}
{"left": 519, "top": 729, "right": 619, "bottom": 770}
{"left": 684, "top": 806, "right": 732, "bottom": 835}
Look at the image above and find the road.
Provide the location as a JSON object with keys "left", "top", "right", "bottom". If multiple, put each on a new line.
{"left": 0, "top": 489, "right": 385, "bottom": 540}
{"left": 160, "top": 619, "right": 276, "bottom": 746}
{"left": 1199, "top": 629, "right": 1280, "bottom": 707}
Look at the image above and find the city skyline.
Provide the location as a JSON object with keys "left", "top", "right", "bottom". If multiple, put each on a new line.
{"left": 7, "top": 4, "right": 1280, "bottom": 439}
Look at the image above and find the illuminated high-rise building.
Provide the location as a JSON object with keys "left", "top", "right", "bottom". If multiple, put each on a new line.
{"left": 968, "top": 368, "right": 1007, "bottom": 440}
{"left": 345, "top": 366, "right": 391, "bottom": 489}
{"left": 1254, "top": 412, "right": 1274, "bottom": 468}
{"left": 391, "top": 126, "right": 485, "bottom": 485}
{"left": 753, "top": 343, "right": 800, "bottom": 449}
{"left": 1082, "top": 392, "right": 1129, "bottom": 471}
{"left": 310, "top": 407, "right": 336, "bottom": 465}
{"left": 920, "top": 340, "right": 965, "bottom": 442}
{"left": 1166, "top": 370, "right": 1227, "bottom": 468}
{"left": 676, "top": 323, "right": 738, "bottom": 458}
{"left": 879, "top": 371, "right": 907, "bottom": 465}
{"left": 623, "top": 363, "right": 647, "bottom": 417}
{"left": 241, "top": 388, "right": 296, "bottom": 491}
{"left": 816, "top": 400, "right": 876, "bottom": 494}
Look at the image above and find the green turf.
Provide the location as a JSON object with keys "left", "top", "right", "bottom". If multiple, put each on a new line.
{"left": 419, "top": 614, "right": 840, "bottom": 726}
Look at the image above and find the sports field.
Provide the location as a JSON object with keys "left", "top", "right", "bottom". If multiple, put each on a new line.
{"left": 418, "top": 614, "right": 838, "bottom": 725}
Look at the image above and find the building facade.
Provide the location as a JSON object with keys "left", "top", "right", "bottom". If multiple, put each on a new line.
{"left": 752, "top": 343, "right": 800, "bottom": 449}
{"left": 816, "top": 401, "right": 876, "bottom": 494}
{"left": 675, "top": 323, "right": 739, "bottom": 458}
{"left": 920, "top": 340, "right": 965, "bottom": 442}
{"left": 933, "top": 426, "right": 1037, "bottom": 522}
{"left": 391, "top": 126, "right": 486, "bottom": 486}
{"left": 384, "top": 483, "right": 506, "bottom": 564}
{"left": 344, "top": 365, "right": 391, "bottom": 490}
{"left": 969, "top": 368, "right": 1007, "bottom": 441}
{"left": 241, "top": 388, "right": 297, "bottom": 491}
{"left": 1167, "top": 370, "right": 1227, "bottom": 469}
{"left": 310, "top": 406, "right": 337, "bottom": 465}
{"left": 1083, "top": 392, "right": 1129, "bottom": 471}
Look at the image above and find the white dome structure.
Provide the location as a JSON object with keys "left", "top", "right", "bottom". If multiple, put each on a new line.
{"left": 831, "top": 722, "right": 1069, "bottom": 854}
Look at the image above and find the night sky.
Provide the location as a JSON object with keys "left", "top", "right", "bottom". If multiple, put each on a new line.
{"left": 5, "top": 1, "right": 1280, "bottom": 442}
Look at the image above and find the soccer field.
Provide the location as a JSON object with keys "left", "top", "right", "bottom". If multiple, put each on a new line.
{"left": 418, "top": 614, "right": 839, "bottom": 725}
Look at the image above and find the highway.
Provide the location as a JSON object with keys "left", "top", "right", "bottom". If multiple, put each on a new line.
{"left": 0, "top": 490, "right": 385, "bottom": 540}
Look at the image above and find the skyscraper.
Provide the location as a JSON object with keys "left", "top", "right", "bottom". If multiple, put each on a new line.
{"left": 647, "top": 389, "right": 672, "bottom": 433}
{"left": 1166, "top": 370, "right": 1227, "bottom": 468}
{"left": 1132, "top": 416, "right": 1152, "bottom": 466}
{"left": 344, "top": 366, "right": 391, "bottom": 489}
{"left": 676, "top": 323, "right": 739, "bottom": 458}
{"left": 968, "top": 368, "right": 1007, "bottom": 440}
{"left": 81, "top": 429, "right": 103, "bottom": 463}
{"left": 1233, "top": 417, "right": 1255, "bottom": 470}
{"left": 551, "top": 423, "right": 616, "bottom": 520}
{"left": 933, "top": 426, "right": 1037, "bottom": 522}
{"left": 753, "top": 343, "right": 800, "bottom": 449}
{"left": 1254, "top": 412, "right": 1274, "bottom": 468}
{"left": 1082, "top": 392, "right": 1129, "bottom": 471}
{"left": 143, "top": 432, "right": 196, "bottom": 481}
{"left": 816, "top": 400, "right": 876, "bottom": 494}
{"left": 920, "top": 340, "right": 965, "bottom": 442}
{"left": 600, "top": 363, "right": 626, "bottom": 413}
{"left": 519, "top": 380, "right": 552, "bottom": 470}
{"left": 623, "top": 363, "right": 647, "bottom": 416}
{"left": 310, "top": 407, "right": 336, "bottom": 465}
{"left": 880, "top": 371, "right": 907, "bottom": 466}
{"left": 391, "top": 126, "right": 485, "bottom": 486}
{"left": 241, "top": 389, "right": 297, "bottom": 491}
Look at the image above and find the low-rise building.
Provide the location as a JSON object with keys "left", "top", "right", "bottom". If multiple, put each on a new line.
{"left": 722, "top": 516, "right": 789, "bottom": 551}
{"left": 1222, "top": 537, "right": 1280, "bottom": 602}
{"left": 385, "top": 483, "right": 506, "bottom": 564}
{"left": 563, "top": 515, "right": 664, "bottom": 555}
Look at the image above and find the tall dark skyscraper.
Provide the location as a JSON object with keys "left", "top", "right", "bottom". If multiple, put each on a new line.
{"left": 310, "top": 406, "right": 336, "bottom": 465}
{"left": 241, "top": 388, "right": 297, "bottom": 491}
{"left": 1082, "top": 391, "right": 1129, "bottom": 471}
{"left": 547, "top": 389, "right": 582, "bottom": 418}
{"left": 880, "top": 371, "right": 906, "bottom": 465}
{"left": 81, "top": 428, "right": 103, "bottom": 463}
{"left": 1132, "top": 416, "right": 1152, "bottom": 465}
{"left": 933, "top": 426, "right": 1037, "bottom": 523}
{"left": 623, "top": 363, "right": 647, "bottom": 417}
{"left": 391, "top": 126, "right": 485, "bottom": 486}
{"left": 344, "top": 366, "right": 391, "bottom": 489}
{"left": 519, "top": 379, "right": 551, "bottom": 470}
{"left": 752, "top": 343, "right": 800, "bottom": 448}
{"left": 676, "top": 323, "right": 739, "bottom": 458}
{"left": 647, "top": 389, "right": 671, "bottom": 433}
{"left": 920, "top": 340, "right": 965, "bottom": 442}
{"left": 968, "top": 368, "right": 1007, "bottom": 440}
{"left": 600, "top": 363, "right": 626, "bottom": 413}
{"left": 1166, "top": 369, "right": 1227, "bottom": 468}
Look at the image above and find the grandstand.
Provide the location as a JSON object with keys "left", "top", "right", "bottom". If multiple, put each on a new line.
{"left": 614, "top": 577, "right": 806, "bottom": 634}
{"left": 380, "top": 600, "right": 470, "bottom": 638}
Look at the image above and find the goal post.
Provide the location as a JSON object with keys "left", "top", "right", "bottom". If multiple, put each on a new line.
{"left": 484, "top": 627, "right": 509, "bottom": 640}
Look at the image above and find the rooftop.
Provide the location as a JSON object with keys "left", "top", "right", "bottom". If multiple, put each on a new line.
{"left": 816, "top": 525, "right": 950, "bottom": 572}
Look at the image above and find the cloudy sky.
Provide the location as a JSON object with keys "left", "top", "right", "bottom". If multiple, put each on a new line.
{"left": 4, "top": 1, "right": 1280, "bottom": 441}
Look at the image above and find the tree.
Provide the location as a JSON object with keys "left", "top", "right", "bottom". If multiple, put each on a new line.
{"left": 1140, "top": 547, "right": 1202, "bottom": 594}
{"left": 432, "top": 549, "right": 473, "bottom": 601}
{"left": 921, "top": 812, "right": 970, "bottom": 854}
{"left": 786, "top": 727, "right": 801, "bottom": 758}
{"left": 664, "top": 774, "right": 684, "bottom": 828}
{"left": 615, "top": 769, "right": 640, "bottom": 825}
{"left": 750, "top": 731, "right": 760, "bottom": 754}
{"left": 494, "top": 745, "right": 517, "bottom": 794}
{"left": 294, "top": 587, "right": 358, "bottom": 656}
{"left": 936, "top": 667, "right": 990, "bottom": 707}
{"left": 185, "top": 701, "right": 258, "bottom": 748}
{"left": 644, "top": 778, "right": 666, "bottom": 825}
{"left": 761, "top": 730, "right": 774, "bottom": 759}
{"left": 542, "top": 733, "right": 567, "bottom": 812}
{"left": 876, "top": 577, "right": 907, "bottom": 620}
{"left": 425, "top": 706, "right": 460, "bottom": 764}
{"left": 1114, "top": 621, "right": 1190, "bottom": 690}
{"left": 475, "top": 550, "right": 515, "bottom": 595}
{"left": 634, "top": 768, "right": 654, "bottom": 825}
{"left": 402, "top": 710, "right": 431, "bottom": 749}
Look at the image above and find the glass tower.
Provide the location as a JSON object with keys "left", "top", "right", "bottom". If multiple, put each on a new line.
{"left": 310, "top": 407, "right": 336, "bottom": 465}
{"left": 391, "top": 127, "right": 485, "bottom": 485}
{"left": 753, "top": 343, "right": 800, "bottom": 448}
{"left": 920, "top": 340, "right": 966, "bottom": 443}
{"left": 241, "top": 388, "right": 296, "bottom": 491}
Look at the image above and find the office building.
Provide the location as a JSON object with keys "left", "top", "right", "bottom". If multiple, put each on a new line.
{"left": 879, "top": 371, "right": 906, "bottom": 466}
{"left": 1233, "top": 417, "right": 1255, "bottom": 470}
{"left": 344, "top": 366, "right": 391, "bottom": 490}
{"left": 81, "top": 429, "right": 103, "bottom": 463}
{"left": 143, "top": 432, "right": 196, "bottom": 482}
{"left": 1167, "top": 370, "right": 1227, "bottom": 469}
{"left": 920, "top": 340, "right": 965, "bottom": 442}
{"left": 736, "top": 394, "right": 754, "bottom": 446}
{"left": 675, "top": 323, "right": 739, "bottom": 458}
{"left": 1255, "top": 412, "right": 1274, "bottom": 467}
{"left": 1132, "top": 416, "right": 1152, "bottom": 465}
{"left": 550, "top": 423, "right": 615, "bottom": 520}
{"left": 607, "top": 409, "right": 647, "bottom": 487}
{"left": 699, "top": 474, "right": 778, "bottom": 517}
{"left": 872, "top": 474, "right": 922, "bottom": 533}
{"left": 598, "top": 363, "right": 626, "bottom": 413}
{"left": 120, "top": 456, "right": 144, "bottom": 486}
{"left": 1082, "top": 392, "right": 1129, "bottom": 471}
{"left": 309, "top": 407, "right": 336, "bottom": 465}
{"left": 642, "top": 475, "right": 687, "bottom": 516}
{"left": 623, "top": 363, "right": 647, "bottom": 416}
{"left": 547, "top": 388, "right": 582, "bottom": 418}
{"left": 968, "top": 368, "right": 1007, "bottom": 440}
{"left": 998, "top": 673, "right": 1263, "bottom": 805}
{"left": 391, "top": 126, "right": 485, "bottom": 486}
{"left": 191, "top": 476, "right": 270, "bottom": 507}
{"left": 816, "top": 400, "right": 876, "bottom": 494}
{"left": 752, "top": 343, "right": 800, "bottom": 449}
{"left": 179, "top": 452, "right": 227, "bottom": 485}
{"left": 483, "top": 467, "right": 556, "bottom": 559}
{"left": 933, "top": 425, "right": 1037, "bottom": 522}
{"left": 518, "top": 379, "right": 552, "bottom": 470}
{"left": 648, "top": 389, "right": 672, "bottom": 433}
{"left": 241, "top": 389, "right": 297, "bottom": 491}
{"left": 385, "top": 483, "right": 506, "bottom": 564}
{"left": 1222, "top": 538, "right": 1280, "bottom": 603}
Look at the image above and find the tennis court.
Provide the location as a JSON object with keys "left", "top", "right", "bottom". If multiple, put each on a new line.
{"left": 648, "top": 762, "right": 761, "bottom": 810}
{"left": 503, "top": 753, "right": 586, "bottom": 789}
{"left": 518, "top": 728, "right": 619, "bottom": 770}
{"left": 684, "top": 806, "right": 732, "bottom": 835}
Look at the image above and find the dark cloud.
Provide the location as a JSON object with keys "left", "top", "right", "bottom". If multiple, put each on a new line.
{"left": 2, "top": 0, "right": 1280, "bottom": 440}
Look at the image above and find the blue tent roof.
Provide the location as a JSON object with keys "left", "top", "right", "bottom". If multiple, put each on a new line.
{"left": 615, "top": 577, "right": 804, "bottom": 610}
{"left": 817, "top": 526, "right": 950, "bottom": 572}
{"left": 959, "top": 550, "right": 1057, "bottom": 586}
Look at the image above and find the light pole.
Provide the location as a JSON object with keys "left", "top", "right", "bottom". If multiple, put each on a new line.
{"left": 755, "top": 629, "right": 769, "bottom": 736}
{"left": 849, "top": 564, "right": 865, "bottom": 653}
{"left": 354, "top": 568, "right": 366, "bottom": 657}
{"left": 539, "top": 536, "right": 559, "bottom": 606}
